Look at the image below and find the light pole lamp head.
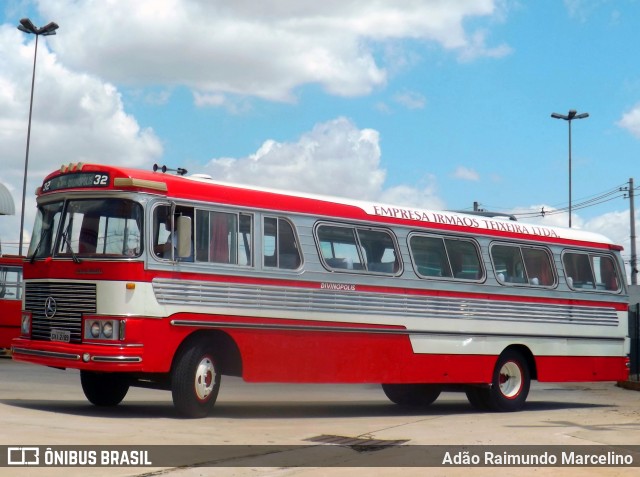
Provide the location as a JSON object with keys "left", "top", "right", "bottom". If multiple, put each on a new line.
{"left": 39, "top": 22, "right": 59, "bottom": 36}
{"left": 17, "top": 18, "right": 59, "bottom": 36}
{"left": 551, "top": 110, "right": 589, "bottom": 121}
{"left": 17, "top": 18, "right": 37, "bottom": 34}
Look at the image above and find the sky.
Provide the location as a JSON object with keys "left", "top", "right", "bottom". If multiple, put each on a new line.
{"left": 1, "top": 0, "right": 640, "bottom": 274}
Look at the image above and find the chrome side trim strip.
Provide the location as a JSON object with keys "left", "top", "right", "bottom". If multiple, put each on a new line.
{"left": 12, "top": 347, "right": 80, "bottom": 361}
{"left": 154, "top": 278, "right": 620, "bottom": 327}
{"left": 90, "top": 356, "right": 142, "bottom": 363}
{"left": 170, "top": 319, "right": 625, "bottom": 343}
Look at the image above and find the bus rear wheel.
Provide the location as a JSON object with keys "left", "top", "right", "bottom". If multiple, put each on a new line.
{"left": 80, "top": 371, "right": 129, "bottom": 407}
{"left": 171, "top": 341, "right": 221, "bottom": 418}
{"left": 483, "top": 349, "right": 530, "bottom": 412}
{"left": 382, "top": 383, "right": 441, "bottom": 407}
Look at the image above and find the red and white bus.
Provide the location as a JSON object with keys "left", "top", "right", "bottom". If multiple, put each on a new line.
{"left": 12, "top": 163, "right": 630, "bottom": 417}
{"left": 0, "top": 255, "right": 23, "bottom": 353}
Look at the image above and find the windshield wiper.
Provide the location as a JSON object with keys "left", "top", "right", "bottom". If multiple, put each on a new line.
{"left": 62, "top": 230, "right": 81, "bottom": 264}
{"left": 29, "top": 237, "right": 44, "bottom": 264}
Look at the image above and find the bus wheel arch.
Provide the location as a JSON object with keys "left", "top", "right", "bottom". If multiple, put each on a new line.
{"left": 466, "top": 346, "right": 535, "bottom": 412}
{"left": 172, "top": 330, "right": 243, "bottom": 377}
{"left": 170, "top": 330, "right": 242, "bottom": 418}
{"left": 503, "top": 344, "right": 537, "bottom": 380}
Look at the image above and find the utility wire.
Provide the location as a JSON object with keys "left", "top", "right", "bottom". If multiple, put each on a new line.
{"left": 478, "top": 181, "right": 630, "bottom": 219}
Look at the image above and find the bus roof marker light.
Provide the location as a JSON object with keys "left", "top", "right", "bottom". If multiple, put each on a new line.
{"left": 126, "top": 283, "right": 135, "bottom": 290}
{"left": 113, "top": 178, "right": 168, "bottom": 192}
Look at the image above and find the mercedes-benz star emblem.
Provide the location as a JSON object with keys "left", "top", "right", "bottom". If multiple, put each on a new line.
{"left": 44, "top": 297, "right": 57, "bottom": 319}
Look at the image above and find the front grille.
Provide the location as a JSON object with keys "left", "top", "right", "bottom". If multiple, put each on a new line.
{"left": 25, "top": 282, "right": 97, "bottom": 343}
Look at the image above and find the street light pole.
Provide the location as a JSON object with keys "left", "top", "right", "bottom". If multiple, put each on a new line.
{"left": 551, "top": 109, "right": 589, "bottom": 228}
{"left": 16, "top": 18, "right": 59, "bottom": 256}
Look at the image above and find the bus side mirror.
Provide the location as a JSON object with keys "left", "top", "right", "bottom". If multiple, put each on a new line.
{"left": 176, "top": 215, "right": 192, "bottom": 259}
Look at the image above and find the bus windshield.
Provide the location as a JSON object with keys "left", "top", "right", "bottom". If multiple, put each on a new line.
{"left": 29, "top": 198, "right": 143, "bottom": 259}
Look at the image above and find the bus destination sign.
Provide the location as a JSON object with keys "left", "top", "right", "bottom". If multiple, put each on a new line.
{"left": 42, "top": 172, "right": 110, "bottom": 193}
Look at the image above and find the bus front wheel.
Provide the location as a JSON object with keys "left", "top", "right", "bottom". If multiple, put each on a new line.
{"left": 171, "top": 341, "right": 221, "bottom": 418}
{"left": 382, "top": 383, "right": 441, "bottom": 407}
{"left": 80, "top": 371, "right": 129, "bottom": 407}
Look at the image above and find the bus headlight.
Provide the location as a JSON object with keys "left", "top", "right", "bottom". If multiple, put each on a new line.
{"left": 102, "top": 321, "right": 113, "bottom": 338}
{"left": 84, "top": 318, "right": 121, "bottom": 341}
{"left": 21, "top": 311, "right": 32, "bottom": 337}
{"left": 90, "top": 321, "right": 101, "bottom": 338}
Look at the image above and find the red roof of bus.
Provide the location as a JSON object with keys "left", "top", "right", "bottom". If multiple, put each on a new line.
{"left": 39, "top": 163, "right": 620, "bottom": 250}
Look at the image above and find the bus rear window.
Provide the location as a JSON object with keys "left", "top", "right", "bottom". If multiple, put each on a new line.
{"left": 563, "top": 252, "right": 620, "bottom": 292}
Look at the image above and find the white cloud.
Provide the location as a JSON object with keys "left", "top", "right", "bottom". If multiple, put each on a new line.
{"left": 0, "top": 25, "right": 162, "bottom": 253}
{"left": 617, "top": 105, "right": 640, "bottom": 138}
{"left": 202, "top": 117, "right": 444, "bottom": 210}
{"left": 204, "top": 117, "right": 385, "bottom": 200}
{"left": 453, "top": 166, "right": 480, "bottom": 181}
{"left": 457, "top": 29, "right": 513, "bottom": 62}
{"left": 379, "top": 177, "right": 445, "bottom": 210}
{"left": 393, "top": 90, "right": 426, "bottom": 110}
{"left": 193, "top": 92, "right": 251, "bottom": 114}
{"left": 563, "top": 0, "right": 608, "bottom": 22}
{"left": 38, "top": 0, "right": 508, "bottom": 103}
{"left": 582, "top": 210, "right": 632, "bottom": 250}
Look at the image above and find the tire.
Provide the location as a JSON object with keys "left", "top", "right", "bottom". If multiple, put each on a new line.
{"left": 465, "top": 386, "right": 491, "bottom": 411}
{"left": 485, "top": 349, "right": 530, "bottom": 412}
{"left": 382, "top": 383, "right": 441, "bottom": 407}
{"left": 80, "top": 371, "right": 129, "bottom": 407}
{"left": 171, "top": 341, "right": 221, "bottom": 418}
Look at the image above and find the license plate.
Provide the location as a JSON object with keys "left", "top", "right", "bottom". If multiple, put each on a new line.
{"left": 51, "top": 329, "right": 70, "bottom": 342}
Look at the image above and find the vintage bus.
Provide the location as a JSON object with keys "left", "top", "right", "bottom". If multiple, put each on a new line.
{"left": 11, "top": 163, "right": 629, "bottom": 417}
{"left": 0, "top": 255, "right": 23, "bottom": 353}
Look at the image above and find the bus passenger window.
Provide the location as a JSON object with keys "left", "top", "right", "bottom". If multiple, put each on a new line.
{"left": 491, "top": 244, "right": 527, "bottom": 284}
{"left": 522, "top": 247, "right": 554, "bottom": 286}
{"left": 154, "top": 206, "right": 194, "bottom": 261}
{"left": 239, "top": 214, "right": 253, "bottom": 266}
{"left": 263, "top": 217, "right": 301, "bottom": 270}
{"left": 356, "top": 228, "right": 399, "bottom": 274}
{"left": 491, "top": 244, "right": 555, "bottom": 287}
{"left": 317, "top": 225, "right": 362, "bottom": 270}
{"left": 445, "top": 239, "right": 482, "bottom": 280}
{"left": 409, "top": 236, "right": 452, "bottom": 278}
{"left": 316, "top": 223, "right": 399, "bottom": 274}
{"left": 562, "top": 252, "right": 595, "bottom": 290}
{"left": 194, "top": 209, "right": 252, "bottom": 266}
{"left": 409, "top": 234, "right": 482, "bottom": 281}
{"left": 593, "top": 255, "right": 619, "bottom": 291}
{"left": 562, "top": 252, "right": 620, "bottom": 292}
